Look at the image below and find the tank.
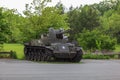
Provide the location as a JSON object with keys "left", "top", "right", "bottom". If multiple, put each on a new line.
{"left": 24, "top": 28, "right": 83, "bottom": 62}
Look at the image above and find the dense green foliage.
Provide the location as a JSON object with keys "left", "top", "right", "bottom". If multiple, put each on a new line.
{"left": 67, "top": 5, "right": 100, "bottom": 40}
{"left": 0, "top": 0, "right": 120, "bottom": 52}
{"left": 0, "top": 8, "right": 10, "bottom": 42}
{"left": 0, "top": 8, "right": 11, "bottom": 50}
{"left": 23, "top": 0, "right": 68, "bottom": 42}
{"left": 78, "top": 29, "right": 117, "bottom": 51}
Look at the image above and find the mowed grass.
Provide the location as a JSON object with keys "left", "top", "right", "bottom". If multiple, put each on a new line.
{"left": 3, "top": 43, "right": 24, "bottom": 59}
{"left": 115, "top": 45, "right": 120, "bottom": 52}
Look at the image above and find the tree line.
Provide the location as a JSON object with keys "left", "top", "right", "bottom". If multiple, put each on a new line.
{"left": 0, "top": 0, "right": 120, "bottom": 51}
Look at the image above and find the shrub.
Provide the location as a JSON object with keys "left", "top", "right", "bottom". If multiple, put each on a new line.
{"left": 77, "top": 29, "right": 117, "bottom": 51}
{"left": 10, "top": 51, "right": 17, "bottom": 59}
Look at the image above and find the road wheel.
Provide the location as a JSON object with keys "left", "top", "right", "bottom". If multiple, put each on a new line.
{"left": 45, "top": 49, "right": 53, "bottom": 61}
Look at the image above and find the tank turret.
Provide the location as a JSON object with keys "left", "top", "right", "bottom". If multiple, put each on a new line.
{"left": 24, "top": 28, "right": 83, "bottom": 62}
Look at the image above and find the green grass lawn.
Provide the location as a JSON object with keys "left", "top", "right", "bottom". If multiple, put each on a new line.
{"left": 115, "top": 44, "right": 120, "bottom": 52}
{"left": 3, "top": 43, "right": 24, "bottom": 59}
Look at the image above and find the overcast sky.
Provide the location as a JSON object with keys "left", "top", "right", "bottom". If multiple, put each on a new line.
{"left": 0, "top": 0, "right": 103, "bottom": 13}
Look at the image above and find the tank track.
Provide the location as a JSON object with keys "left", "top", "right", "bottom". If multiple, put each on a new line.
{"left": 70, "top": 49, "right": 83, "bottom": 62}
{"left": 24, "top": 46, "right": 83, "bottom": 62}
{"left": 24, "top": 46, "right": 53, "bottom": 61}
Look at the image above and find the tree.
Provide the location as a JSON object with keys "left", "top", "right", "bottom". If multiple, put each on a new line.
{"left": 23, "top": 0, "right": 69, "bottom": 40}
{"left": 3, "top": 8, "right": 26, "bottom": 43}
{"left": 0, "top": 8, "right": 11, "bottom": 42}
{"left": 100, "top": 2, "right": 120, "bottom": 43}
{"left": 67, "top": 5, "right": 100, "bottom": 40}
{"left": 107, "top": 13, "right": 120, "bottom": 43}
{"left": 40, "top": 7, "right": 69, "bottom": 32}
{"left": 24, "top": 0, "right": 51, "bottom": 16}
{"left": 80, "top": 5, "right": 100, "bottom": 31}
{"left": 55, "top": 1, "right": 65, "bottom": 14}
{"left": 0, "top": 8, "right": 11, "bottom": 50}
{"left": 93, "top": 0, "right": 118, "bottom": 15}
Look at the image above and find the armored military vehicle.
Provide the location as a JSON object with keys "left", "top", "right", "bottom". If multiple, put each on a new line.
{"left": 24, "top": 28, "right": 83, "bottom": 62}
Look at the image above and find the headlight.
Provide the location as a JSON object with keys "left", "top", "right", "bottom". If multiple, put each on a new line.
{"left": 62, "top": 46, "right": 66, "bottom": 49}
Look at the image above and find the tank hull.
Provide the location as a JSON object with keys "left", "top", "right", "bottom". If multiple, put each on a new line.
{"left": 24, "top": 45, "right": 83, "bottom": 62}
